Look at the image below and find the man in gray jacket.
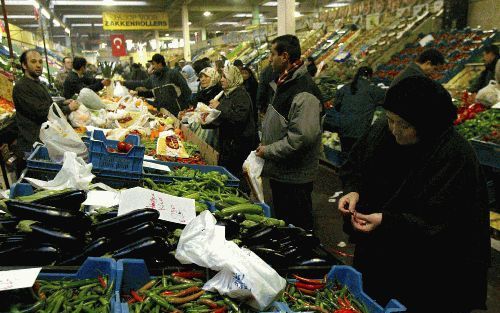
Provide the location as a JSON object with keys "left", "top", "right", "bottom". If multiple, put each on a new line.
{"left": 390, "top": 48, "right": 445, "bottom": 88}
{"left": 256, "top": 35, "right": 323, "bottom": 230}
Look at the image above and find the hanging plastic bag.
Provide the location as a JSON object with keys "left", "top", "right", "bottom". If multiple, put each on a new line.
{"left": 24, "top": 151, "right": 95, "bottom": 191}
{"left": 195, "top": 103, "right": 221, "bottom": 125}
{"left": 476, "top": 80, "right": 499, "bottom": 107}
{"left": 39, "top": 103, "right": 88, "bottom": 163}
{"left": 68, "top": 104, "right": 92, "bottom": 128}
{"left": 113, "top": 81, "right": 129, "bottom": 97}
{"left": 242, "top": 151, "right": 265, "bottom": 203}
{"left": 175, "top": 211, "right": 286, "bottom": 310}
{"left": 77, "top": 88, "right": 105, "bottom": 110}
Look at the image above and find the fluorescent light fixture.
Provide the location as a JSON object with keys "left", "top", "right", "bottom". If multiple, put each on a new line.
{"left": 80, "top": 34, "right": 89, "bottom": 37}
{"left": 234, "top": 13, "right": 263, "bottom": 18}
{"left": 71, "top": 23, "right": 92, "bottom": 27}
{"left": 22, "top": 24, "right": 40, "bottom": 28}
{"left": 65, "top": 27, "right": 70, "bottom": 34}
{"left": 41, "top": 8, "right": 51, "bottom": 19}
{"left": 103, "top": 0, "right": 114, "bottom": 5}
{"left": 325, "top": 2, "right": 350, "bottom": 8}
{"left": 216, "top": 22, "right": 239, "bottom": 26}
{"left": 262, "top": 1, "right": 298, "bottom": 6}
{"left": 188, "top": 22, "right": 192, "bottom": 25}
{"left": 4, "top": 1, "right": 33, "bottom": 5}
{"left": 8, "top": 15, "right": 36, "bottom": 19}
{"left": 203, "top": 11, "right": 211, "bottom": 17}
{"left": 53, "top": 19, "right": 61, "bottom": 27}
{"left": 53, "top": 1, "right": 147, "bottom": 6}
{"left": 94, "top": 23, "right": 103, "bottom": 26}
{"left": 53, "top": 35, "right": 67, "bottom": 38}
{"left": 165, "top": 33, "right": 170, "bottom": 36}
{"left": 64, "top": 14, "right": 102, "bottom": 18}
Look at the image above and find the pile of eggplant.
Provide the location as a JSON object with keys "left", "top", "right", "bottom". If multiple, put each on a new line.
{"left": 0, "top": 191, "right": 180, "bottom": 267}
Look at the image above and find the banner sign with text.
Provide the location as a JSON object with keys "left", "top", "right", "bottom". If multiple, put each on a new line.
{"left": 103, "top": 12, "right": 168, "bottom": 30}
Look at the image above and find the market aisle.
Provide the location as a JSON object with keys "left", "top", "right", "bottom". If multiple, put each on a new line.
{"left": 265, "top": 163, "right": 500, "bottom": 313}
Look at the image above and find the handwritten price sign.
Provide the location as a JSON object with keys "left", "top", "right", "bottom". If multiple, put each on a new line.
{"left": 119, "top": 187, "right": 196, "bottom": 225}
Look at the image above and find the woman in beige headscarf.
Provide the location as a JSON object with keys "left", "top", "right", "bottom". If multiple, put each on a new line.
{"left": 205, "top": 65, "right": 257, "bottom": 188}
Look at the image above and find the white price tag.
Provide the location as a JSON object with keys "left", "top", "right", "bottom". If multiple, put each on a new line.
{"left": 0, "top": 268, "right": 42, "bottom": 291}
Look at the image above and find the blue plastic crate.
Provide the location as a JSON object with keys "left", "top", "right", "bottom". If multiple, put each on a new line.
{"left": 116, "top": 259, "right": 288, "bottom": 313}
{"left": 9, "top": 182, "right": 34, "bottom": 198}
{"left": 37, "top": 257, "right": 120, "bottom": 313}
{"left": 89, "top": 130, "right": 145, "bottom": 179}
{"left": 207, "top": 202, "right": 271, "bottom": 218}
{"left": 284, "top": 265, "right": 406, "bottom": 313}
{"left": 26, "top": 145, "right": 63, "bottom": 172}
{"left": 471, "top": 138, "right": 500, "bottom": 169}
{"left": 143, "top": 160, "right": 240, "bottom": 186}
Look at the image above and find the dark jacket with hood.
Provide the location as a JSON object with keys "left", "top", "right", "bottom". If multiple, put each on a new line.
{"left": 261, "top": 62, "right": 324, "bottom": 184}
{"left": 340, "top": 76, "right": 490, "bottom": 313}
{"left": 470, "top": 57, "right": 498, "bottom": 93}
{"left": 125, "top": 67, "right": 191, "bottom": 116}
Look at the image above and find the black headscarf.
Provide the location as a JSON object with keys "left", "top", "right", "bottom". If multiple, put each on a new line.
{"left": 383, "top": 76, "right": 457, "bottom": 140}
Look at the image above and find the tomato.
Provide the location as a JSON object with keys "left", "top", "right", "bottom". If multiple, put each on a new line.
{"left": 125, "top": 143, "right": 133, "bottom": 152}
{"left": 117, "top": 141, "right": 128, "bottom": 152}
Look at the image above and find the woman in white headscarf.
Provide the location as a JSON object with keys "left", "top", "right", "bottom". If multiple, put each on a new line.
{"left": 181, "top": 64, "right": 199, "bottom": 94}
{"left": 204, "top": 65, "right": 257, "bottom": 186}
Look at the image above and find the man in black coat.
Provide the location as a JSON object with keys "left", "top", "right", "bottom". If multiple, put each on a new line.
{"left": 470, "top": 45, "right": 499, "bottom": 93}
{"left": 63, "top": 57, "right": 111, "bottom": 99}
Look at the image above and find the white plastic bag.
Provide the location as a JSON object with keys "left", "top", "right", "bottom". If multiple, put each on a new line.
{"left": 68, "top": 104, "right": 91, "bottom": 127}
{"left": 175, "top": 211, "right": 286, "bottom": 310}
{"left": 77, "top": 88, "right": 105, "bottom": 110}
{"left": 242, "top": 151, "right": 265, "bottom": 203}
{"left": 113, "top": 81, "right": 129, "bottom": 97}
{"left": 39, "top": 103, "right": 88, "bottom": 163}
{"left": 24, "top": 151, "right": 95, "bottom": 191}
{"left": 476, "top": 80, "right": 500, "bottom": 107}
{"left": 195, "top": 103, "right": 221, "bottom": 125}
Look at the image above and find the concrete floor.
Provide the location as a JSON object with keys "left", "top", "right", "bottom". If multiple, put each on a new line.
{"left": 263, "top": 163, "right": 500, "bottom": 313}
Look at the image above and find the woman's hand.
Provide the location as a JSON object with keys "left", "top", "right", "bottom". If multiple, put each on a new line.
{"left": 209, "top": 99, "right": 220, "bottom": 109}
{"left": 351, "top": 212, "right": 382, "bottom": 233}
{"left": 129, "top": 90, "right": 138, "bottom": 96}
{"left": 338, "top": 192, "right": 359, "bottom": 215}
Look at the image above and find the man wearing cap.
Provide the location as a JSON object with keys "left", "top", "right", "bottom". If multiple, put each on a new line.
{"left": 124, "top": 54, "right": 191, "bottom": 116}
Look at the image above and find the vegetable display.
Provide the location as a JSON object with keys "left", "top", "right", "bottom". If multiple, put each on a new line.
{"left": 281, "top": 275, "right": 369, "bottom": 313}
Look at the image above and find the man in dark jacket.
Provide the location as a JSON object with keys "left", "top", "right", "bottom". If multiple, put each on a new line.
{"left": 470, "top": 45, "right": 499, "bottom": 93}
{"left": 125, "top": 54, "right": 191, "bottom": 116}
{"left": 13, "top": 50, "right": 79, "bottom": 169}
{"left": 63, "top": 57, "right": 111, "bottom": 99}
{"left": 390, "top": 48, "right": 445, "bottom": 88}
{"left": 257, "top": 35, "right": 323, "bottom": 230}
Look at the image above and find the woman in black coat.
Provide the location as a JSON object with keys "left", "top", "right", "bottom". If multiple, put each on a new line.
{"left": 338, "top": 76, "right": 490, "bottom": 313}
{"left": 240, "top": 66, "right": 259, "bottom": 124}
{"left": 206, "top": 65, "right": 257, "bottom": 185}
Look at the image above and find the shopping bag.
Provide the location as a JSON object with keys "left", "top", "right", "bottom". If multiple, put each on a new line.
{"left": 476, "top": 80, "right": 499, "bottom": 107}
{"left": 113, "top": 81, "right": 129, "bottom": 97}
{"left": 68, "top": 104, "right": 92, "bottom": 128}
{"left": 39, "top": 103, "right": 88, "bottom": 163}
{"left": 175, "top": 211, "right": 286, "bottom": 310}
{"left": 196, "top": 103, "right": 221, "bottom": 125}
{"left": 77, "top": 88, "right": 105, "bottom": 110}
{"left": 24, "top": 151, "right": 95, "bottom": 191}
{"left": 242, "top": 151, "right": 265, "bottom": 203}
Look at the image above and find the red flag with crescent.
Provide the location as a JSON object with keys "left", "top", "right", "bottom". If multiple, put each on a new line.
{"left": 110, "top": 34, "right": 126, "bottom": 57}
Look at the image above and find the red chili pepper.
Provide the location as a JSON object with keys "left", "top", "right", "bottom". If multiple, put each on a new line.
{"left": 294, "top": 282, "right": 325, "bottom": 290}
{"left": 213, "top": 306, "right": 227, "bottom": 313}
{"left": 172, "top": 271, "right": 205, "bottom": 279}
{"left": 343, "top": 295, "right": 351, "bottom": 307}
{"left": 292, "top": 274, "right": 324, "bottom": 285}
{"left": 161, "top": 291, "right": 175, "bottom": 296}
{"left": 98, "top": 275, "right": 107, "bottom": 289}
{"left": 297, "top": 287, "right": 317, "bottom": 296}
{"left": 130, "top": 290, "right": 144, "bottom": 302}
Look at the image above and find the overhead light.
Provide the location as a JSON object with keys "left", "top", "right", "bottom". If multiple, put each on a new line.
{"left": 64, "top": 14, "right": 102, "bottom": 18}
{"left": 203, "top": 11, "right": 211, "bottom": 17}
{"left": 31, "top": 0, "right": 39, "bottom": 8}
{"left": 7, "top": 15, "right": 36, "bottom": 19}
{"left": 188, "top": 22, "right": 192, "bottom": 25}
{"left": 52, "top": 0, "right": 147, "bottom": 5}
{"left": 216, "top": 22, "right": 239, "bottom": 26}
{"left": 22, "top": 24, "right": 41, "bottom": 28}
{"left": 103, "top": 0, "right": 113, "bottom": 5}
{"left": 294, "top": 11, "right": 302, "bottom": 17}
{"left": 94, "top": 23, "right": 103, "bottom": 26}
{"left": 65, "top": 27, "right": 70, "bottom": 34}
{"left": 4, "top": 0, "right": 34, "bottom": 5}
{"left": 41, "top": 8, "right": 51, "bottom": 19}
{"left": 53, "top": 35, "right": 67, "bottom": 38}
{"left": 324, "top": 2, "right": 350, "bottom": 8}
{"left": 53, "top": 19, "right": 61, "bottom": 27}
{"left": 262, "top": 1, "right": 298, "bottom": 6}
{"left": 165, "top": 33, "right": 170, "bottom": 37}
{"left": 81, "top": 34, "right": 89, "bottom": 37}
{"left": 234, "top": 13, "right": 263, "bottom": 18}
{"left": 71, "top": 23, "right": 93, "bottom": 27}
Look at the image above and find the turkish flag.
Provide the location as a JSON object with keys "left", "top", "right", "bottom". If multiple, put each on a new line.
{"left": 110, "top": 34, "right": 126, "bottom": 57}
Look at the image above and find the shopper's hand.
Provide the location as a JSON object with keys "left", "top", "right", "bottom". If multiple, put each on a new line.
{"left": 338, "top": 192, "right": 359, "bottom": 215}
{"left": 68, "top": 100, "right": 80, "bottom": 111}
{"left": 102, "top": 79, "right": 112, "bottom": 86}
{"left": 256, "top": 145, "right": 265, "bottom": 158}
{"left": 130, "top": 90, "right": 138, "bottom": 96}
{"left": 351, "top": 212, "right": 382, "bottom": 233}
{"left": 209, "top": 99, "right": 220, "bottom": 109}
